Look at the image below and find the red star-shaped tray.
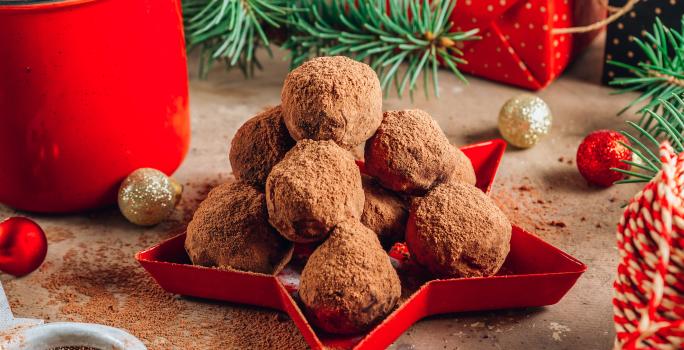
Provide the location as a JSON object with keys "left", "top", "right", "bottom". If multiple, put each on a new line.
{"left": 136, "top": 139, "right": 586, "bottom": 349}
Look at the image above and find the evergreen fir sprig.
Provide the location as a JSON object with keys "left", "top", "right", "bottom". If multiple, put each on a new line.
{"left": 183, "top": 0, "right": 291, "bottom": 77}
{"left": 282, "top": 0, "right": 480, "bottom": 98}
{"left": 608, "top": 17, "right": 684, "bottom": 138}
{"left": 182, "top": 0, "right": 480, "bottom": 98}
{"left": 608, "top": 16, "right": 684, "bottom": 184}
{"left": 613, "top": 94, "right": 684, "bottom": 184}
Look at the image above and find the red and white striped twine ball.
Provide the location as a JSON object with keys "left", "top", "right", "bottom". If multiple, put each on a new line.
{"left": 614, "top": 142, "right": 684, "bottom": 349}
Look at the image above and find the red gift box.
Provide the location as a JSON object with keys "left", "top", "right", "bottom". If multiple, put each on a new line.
{"left": 137, "top": 140, "right": 586, "bottom": 349}
{"left": 451, "top": 0, "right": 605, "bottom": 90}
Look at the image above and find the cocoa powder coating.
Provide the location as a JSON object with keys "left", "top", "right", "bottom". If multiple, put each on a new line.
{"left": 266, "top": 139, "right": 364, "bottom": 243}
{"left": 364, "top": 109, "right": 457, "bottom": 195}
{"left": 406, "top": 182, "right": 512, "bottom": 278}
{"left": 299, "top": 220, "right": 401, "bottom": 334}
{"left": 450, "top": 146, "right": 477, "bottom": 186}
{"left": 185, "top": 181, "right": 293, "bottom": 274}
{"left": 229, "top": 105, "right": 295, "bottom": 189}
{"left": 281, "top": 56, "right": 383, "bottom": 150}
{"left": 361, "top": 174, "right": 408, "bottom": 247}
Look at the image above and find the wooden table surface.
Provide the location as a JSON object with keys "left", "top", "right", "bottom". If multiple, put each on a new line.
{"left": 0, "top": 36, "right": 642, "bottom": 349}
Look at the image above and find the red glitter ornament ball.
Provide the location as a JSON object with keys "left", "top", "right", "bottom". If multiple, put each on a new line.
{"left": 0, "top": 217, "right": 48, "bottom": 277}
{"left": 576, "top": 130, "right": 632, "bottom": 187}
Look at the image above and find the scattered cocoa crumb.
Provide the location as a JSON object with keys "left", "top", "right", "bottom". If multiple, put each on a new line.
{"left": 596, "top": 223, "right": 602, "bottom": 228}
{"left": 492, "top": 178, "right": 570, "bottom": 235}
{"left": 44, "top": 227, "right": 76, "bottom": 243}
{"left": 493, "top": 186, "right": 543, "bottom": 232}
{"left": 557, "top": 157, "right": 573, "bottom": 165}
{"left": 548, "top": 221, "right": 567, "bottom": 228}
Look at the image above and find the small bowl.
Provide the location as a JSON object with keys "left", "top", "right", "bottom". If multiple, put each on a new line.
{"left": 1, "top": 322, "right": 146, "bottom": 350}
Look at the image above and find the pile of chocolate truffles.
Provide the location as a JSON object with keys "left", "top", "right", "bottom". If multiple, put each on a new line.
{"left": 185, "top": 56, "right": 512, "bottom": 334}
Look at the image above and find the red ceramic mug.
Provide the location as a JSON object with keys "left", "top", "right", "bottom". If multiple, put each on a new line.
{"left": 0, "top": 0, "right": 190, "bottom": 213}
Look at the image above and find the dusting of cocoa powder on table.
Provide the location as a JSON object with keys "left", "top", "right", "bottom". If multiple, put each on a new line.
{"left": 491, "top": 178, "right": 568, "bottom": 233}
{"left": 34, "top": 225, "right": 307, "bottom": 349}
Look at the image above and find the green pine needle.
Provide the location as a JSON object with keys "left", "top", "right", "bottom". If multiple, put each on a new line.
{"left": 183, "top": 0, "right": 480, "bottom": 98}
{"left": 282, "top": 0, "right": 480, "bottom": 98}
{"left": 610, "top": 16, "right": 684, "bottom": 184}
{"left": 183, "top": 0, "right": 291, "bottom": 78}
{"left": 609, "top": 16, "right": 684, "bottom": 137}
{"left": 611, "top": 96, "right": 684, "bottom": 184}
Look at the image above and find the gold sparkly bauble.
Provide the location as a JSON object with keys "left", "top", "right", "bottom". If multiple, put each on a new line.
{"left": 118, "top": 168, "right": 183, "bottom": 226}
{"left": 498, "top": 94, "right": 552, "bottom": 148}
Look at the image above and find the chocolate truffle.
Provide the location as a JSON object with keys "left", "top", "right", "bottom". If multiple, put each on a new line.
{"left": 281, "top": 56, "right": 383, "bottom": 150}
{"left": 266, "top": 139, "right": 364, "bottom": 243}
{"left": 450, "top": 146, "right": 477, "bottom": 186}
{"left": 299, "top": 220, "right": 401, "bottom": 334}
{"left": 361, "top": 175, "right": 408, "bottom": 246}
{"left": 406, "top": 182, "right": 511, "bottom": 278}
{"left": 229, "top": 106, "right": 295, "bottom": 188}
{"left": 185, "top": 181, "right": 293, "bottom": 274}
{"left": 364, "top": 109, "right": 457, "bottom": 195}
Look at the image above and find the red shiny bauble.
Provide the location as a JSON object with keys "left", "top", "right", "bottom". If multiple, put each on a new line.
{"left": 576, "top": 130, "right": 632, "bottom": 187}
{"left": 0, "top": 217, "right": 48, "bottom": 277}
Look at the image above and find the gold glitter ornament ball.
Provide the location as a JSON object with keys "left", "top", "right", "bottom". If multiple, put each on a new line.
{"left": 498, "top": 94, "right": 552, "bottom": 148}
{"left": 118, "top": 168, "right": 183, "bottom": 226}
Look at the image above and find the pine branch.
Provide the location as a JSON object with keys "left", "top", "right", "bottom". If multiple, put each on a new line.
{"left": 282, "top": 0, "right": 480, "bottom": 98}
{"left": 182, "top": 0, "right": 480, "bottom": 98}
{"left": 608, "top": 16, "right": 684, "bottom": 138}
{"left": 612, "top": 95, "right": 684, "bottom": 184}
{"left": 183, "top": 0, "right": 291, "bottom": 77}
{"left": 609, "top": 16, "right": 684, "bottom": 184}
